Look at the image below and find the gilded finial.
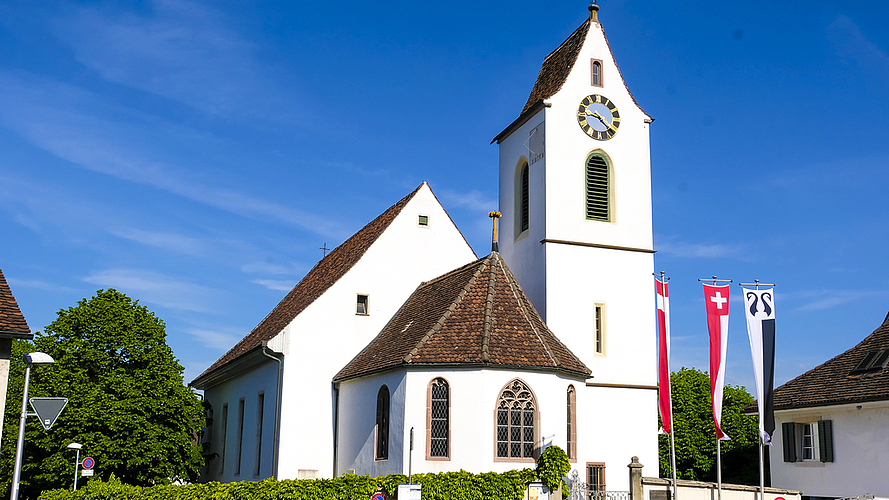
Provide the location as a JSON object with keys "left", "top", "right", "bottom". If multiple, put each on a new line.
{"left": 488, "top": 211, "right": 502, "bottom": 253}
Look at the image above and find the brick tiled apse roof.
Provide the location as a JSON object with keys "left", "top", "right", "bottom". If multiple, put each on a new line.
{"left": 772, "top": 311, "right": 889, "bottom": 410}
{"left": 193, "top": 184, "right": 425, "bottom": 383}
{"left": 0, "top": 268, "right": 31, "bottom": 336}
{"left": 334, "top": 253, "right": 590, "bottom": 381}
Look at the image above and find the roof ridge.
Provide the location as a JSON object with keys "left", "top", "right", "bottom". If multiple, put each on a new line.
{"left": 0, "top": 268, "right": 32, "bottom": 337}
{"left": 494, "top": 254, "right": 559, "bottom": 367}
{"left": 403, "top": 257, "right": 488, "bottom": 364}
{"left": 541, "top": 18, "right": 590, "bottom": 63}
{"left": 481, "top": 256, "right": 496, "bottom": 362}
{"left": 193, "top": 183, "right": 426, "bottom": 386}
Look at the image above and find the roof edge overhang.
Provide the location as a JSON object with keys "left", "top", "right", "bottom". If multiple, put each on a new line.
{"left": 0, "top": 331, "right": 33, "bottom": 340}
{"left": 771, "top": 395, "right": 889, "bottom": 413}
{"left": 190, "top": 346, "right": 278, "bottom": 390}
{"left": 333, "top": 361, "right": 591, "bottom": 384}
{"left": 491, "top": 100, "right": 549, "bottom": 145}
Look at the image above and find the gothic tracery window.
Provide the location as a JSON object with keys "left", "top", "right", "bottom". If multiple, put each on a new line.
{"left": 428, "top": 378, "right": 449, "bottom": 458}
{"left": 496, "top": 379, "right": 537, "bottom": 459}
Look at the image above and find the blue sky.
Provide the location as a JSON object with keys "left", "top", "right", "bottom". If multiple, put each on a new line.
{"left": 1, "top": 0, "right": 887, "bottom": 392}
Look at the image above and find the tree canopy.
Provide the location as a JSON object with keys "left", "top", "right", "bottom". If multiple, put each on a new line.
{"left": 658, "top": 367, "right": 762, "bottom": 485}
{"left": 1, "top": 289, "right": 205, "bottom": 497}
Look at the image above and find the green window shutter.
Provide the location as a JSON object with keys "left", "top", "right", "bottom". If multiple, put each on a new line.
{"left": 818, "top": 420, "right": 834, "bottom": 462}
{"left": 782, "top": 422, "right": 797, "bottom": 462}
{"left": 585, "top": 155, "right": 610, "bottom": 221}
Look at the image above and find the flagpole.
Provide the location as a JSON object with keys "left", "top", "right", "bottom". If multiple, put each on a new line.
{"left": 656, "top": 271, "right": 679, "bottom": 500}
{"left": 739, "top": 279, "right": 776, "bottom": 500}
{"left": 699, "top": 276, "right": 732, "bottom": 500}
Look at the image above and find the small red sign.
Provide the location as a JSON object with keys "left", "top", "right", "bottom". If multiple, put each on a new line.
{"left": 82, "top": 457, "right": 95, "bottom": 470}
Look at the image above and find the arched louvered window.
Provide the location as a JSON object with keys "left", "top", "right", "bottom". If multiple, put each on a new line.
{"left": 376, "top": 385, "right": 389, "bottom": 460}
{"left": 585, "top": 153, "right": 610, "bottom": 221}
{"left": 567, "top": 385, "right": 577, "bottom": 459}
{"left": 496, "top": 379, "right": 537, "bottom": 459}
{"left": 427, "top": 378, "right": 450, "bottom": 459}
{"left": 520, "top": 162, "right": 530, "bottom": 233}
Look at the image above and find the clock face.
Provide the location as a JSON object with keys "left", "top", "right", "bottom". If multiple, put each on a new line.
{"left": 577, "top": 94, "right": 620, "bottom": 140}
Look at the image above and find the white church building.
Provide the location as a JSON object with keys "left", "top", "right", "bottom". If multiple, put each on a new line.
{"left": 191, "top": 4, "right": 658, "bottom": 492}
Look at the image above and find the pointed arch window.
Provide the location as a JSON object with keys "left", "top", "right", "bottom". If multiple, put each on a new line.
{"left": 496, "top": 379, "right": 537, "bottom": 460}
{"left": 567, "top": 385, "right": 577, "bottom": 460}
{"left": 520, "top": 162, "right": 530, "bottom": 233}
{"left": 376, "top": 385, "right": 390, "bottom": 460}
{"left": 427, "top": 378, "right": 450, "bottom": 459}
{"left": 585, "top": 153, "right": 610, "bottom": 221}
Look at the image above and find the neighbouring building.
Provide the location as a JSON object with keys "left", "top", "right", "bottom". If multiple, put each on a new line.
{"left": 769, "top": 311, "right": 889, "bottom": 499}
{"left": 0, "top": 268, "right": 34, "bottom": 449}
{"left": 192, "top": 4, "right": 658, "bottom": 492}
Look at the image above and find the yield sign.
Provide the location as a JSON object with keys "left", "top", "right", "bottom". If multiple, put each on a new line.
{"left": 29, "top": 397, "right": 68, "bottom": 430}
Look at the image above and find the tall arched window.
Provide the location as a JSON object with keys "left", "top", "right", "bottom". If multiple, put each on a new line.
{"left": 496, "top": 379, "right": 537, "bottom": 459}
{"left": 591, "top": 59, "right": 603, "bottom": 87}
{"left": 520, "top": 163, "right": 530, "bottom": 232}
{"left": 427, "top": 378, "right": 450, "bottom": 459}
{"left": 376, "top": 385, "right": 389, "bottom": 460}
{"left": 585, "top": 153, "right": 610, "bottom": 221}
{"left": 567, "top": 385, "right": 577, "bottom": 460}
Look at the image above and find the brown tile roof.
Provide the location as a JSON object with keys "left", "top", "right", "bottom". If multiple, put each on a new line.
{"left": 192, "top": 184, "right": 426, "bottom": 385}
{"left": 494, "top": 15, "right": 651, "bottom": 144}
{"left": 520, "top": 19, "right": 591, "bottom": 115}
{"left": 334, "top": 253, "right": 591, "bottom": 382}
{"left": 0, "top": 268, "right": 32, "bottom": 337}
{"left": 771, "top": 311, "right": 889, "bottom": 410}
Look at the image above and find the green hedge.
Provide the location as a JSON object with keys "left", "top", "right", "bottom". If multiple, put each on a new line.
{"left": 38, "top": 469, "right": 538, "bottom": 500}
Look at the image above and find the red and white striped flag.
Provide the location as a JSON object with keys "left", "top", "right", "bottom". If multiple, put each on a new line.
{"left": 703, "top": 283, "right": 731, "bottom": 441}
{"left": 656, "top": 278, "right": 672, "bottom": 434}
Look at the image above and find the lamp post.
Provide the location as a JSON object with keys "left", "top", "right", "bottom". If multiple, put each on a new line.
{"left": 10, "top": 352, "right": 55, "bottom": 500}
{"left": 67, "top": 443, "right": 82, "bottom": 491}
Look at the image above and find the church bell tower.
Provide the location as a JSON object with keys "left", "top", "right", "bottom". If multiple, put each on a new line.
{"left": 493, "top": 3, "right": 658, "bottom": 484}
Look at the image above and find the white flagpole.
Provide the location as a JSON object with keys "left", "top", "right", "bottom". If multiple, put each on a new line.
{"left": 657, "top": 272, "right": 679, "bottom": 500}
{"left": 717, "top": 438, "right": 722, "bottom": 500}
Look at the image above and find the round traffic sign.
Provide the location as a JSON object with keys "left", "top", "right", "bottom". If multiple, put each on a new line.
{"left": 82, "top": 457, "right": 95, "bottom": 470}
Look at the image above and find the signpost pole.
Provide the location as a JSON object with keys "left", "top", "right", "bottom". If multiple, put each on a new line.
{"left": 73, "top": 448, "right": 80, "bottom": 491}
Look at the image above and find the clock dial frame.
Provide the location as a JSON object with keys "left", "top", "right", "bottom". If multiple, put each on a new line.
{"left": 577, "top": 94, "right": 620, "bottom": 141}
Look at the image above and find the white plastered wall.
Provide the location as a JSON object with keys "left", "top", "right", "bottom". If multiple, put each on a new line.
{"left": 770, "top": 402, "right": 889, "bottom": 498}
{"left": 267, "top": 184, "right": 477, "bottom": 479}
{"left": 338, "top": 366, "right": 655, "bottom": 490}
{"left": 202, "top": 361, "right": 278, "bottom": 482}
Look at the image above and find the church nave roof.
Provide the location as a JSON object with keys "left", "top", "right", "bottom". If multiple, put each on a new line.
{"left": 334, "top": 252, "right": 590, "bottom": 382}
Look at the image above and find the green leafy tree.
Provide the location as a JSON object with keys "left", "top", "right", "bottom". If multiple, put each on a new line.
{"left": 1, "top": 289, "right": 205, "bottom": 497}
{"left": 658, "top": 367, "right": 761, "bottom": 485}
{"left": 536, "top": 445, "right": 570, "bottom": 492}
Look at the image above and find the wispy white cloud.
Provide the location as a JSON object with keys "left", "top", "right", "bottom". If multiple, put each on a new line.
{"left": 7, "top": 279, "right": 82, "bottom": 295}
{"left": 251, "top": 279, "right": 296, "bottom": 292}
{"left": 828, "top": 15, "right": 889, "bottom": 76}
{"left": 792, "top": 289, "right": 887, "bottom": 312}
{"left": 52, "top": 0, "right": 298, "bottom": 120}
{"left": 656, "top": 238, "right": 746, "bottom": 259}
{"left": 0, "top": 71, "right": 349, "bottom": 239}
{"left": 241, "top": 261, "right": 306, "bottom": 276}
{"left": 83, "top": 268, "right": 225, "bottom": 313}
{"left": 185, "top": 327, "right": 241, "bottom": 351}
{"left": 109, "top": 228, "right": 210, "bottom": 257}
{"left": 438, "top": 189, "right": 497, "bottom": 212}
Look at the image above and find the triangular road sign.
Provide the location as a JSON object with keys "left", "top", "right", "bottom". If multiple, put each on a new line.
{"left": 29, "top": 397, "right": 68, "bottom": 430}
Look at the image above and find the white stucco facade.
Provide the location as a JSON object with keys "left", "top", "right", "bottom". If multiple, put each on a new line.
{"left": 770, "top": 401, "right": 889, "bottom": 498}
{"left": 199, "top": 184, "right": 476, "bottom": 481}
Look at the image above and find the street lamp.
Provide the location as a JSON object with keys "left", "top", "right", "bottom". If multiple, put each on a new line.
{"left": 9, "top": 352, "right": 55, "bottom": 500}
{"left": 67, "top": 443, "right": 82, "bottom": 491}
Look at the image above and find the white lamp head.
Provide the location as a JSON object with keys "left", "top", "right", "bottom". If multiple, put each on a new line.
{"left": 67, "top": 443, "right": 82, "bottom": 450}
{"left": 24, "top": 352, "right": 55, "bottom": 366}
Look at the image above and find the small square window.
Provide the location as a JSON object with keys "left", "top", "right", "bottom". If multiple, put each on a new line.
{"left": 418, "top": 215, "right": 429, "bottom": 227}
{"left": 356, "top": 294, "right": 369, "bottom": 315}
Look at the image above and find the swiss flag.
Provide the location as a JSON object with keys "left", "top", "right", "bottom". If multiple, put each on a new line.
{"left": 703, "top": 284, "right": 731, "bottom": 441}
